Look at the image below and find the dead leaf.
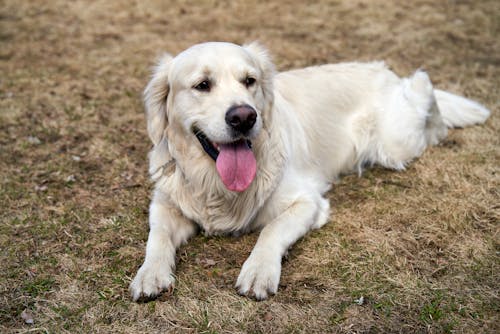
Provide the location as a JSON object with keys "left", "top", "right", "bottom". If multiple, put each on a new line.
{"left": 21, "top": 309, "right": 34, "bottom": 324}
{"left": 65, "top": 175, "right": 76, "bottom": 183}
{"left": 196, "top": 258, "right": 217, "bottom": 267}
{"left": 27, "top": 136, "right": 41, "bottom": 145}
{"left": 203, "top": 259, "right": 216, "bottom": 267}
{"left": 35, "top": 185, "right": 48, "bottom": 192}
{"left": 354, "top": 296, "right": 365, "bottom": 305}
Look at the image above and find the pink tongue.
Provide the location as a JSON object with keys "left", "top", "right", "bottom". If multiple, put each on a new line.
{"left": 216, "top": 140, "right": 256, "bottom": 192}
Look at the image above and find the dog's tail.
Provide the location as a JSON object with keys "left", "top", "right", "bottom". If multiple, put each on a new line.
{"left": 434, "top": 89, "right": 490, "bottom": 128}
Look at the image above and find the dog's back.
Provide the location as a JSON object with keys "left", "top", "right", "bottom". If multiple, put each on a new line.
{"left": 273, "top": 62, "right": 490, "bottom": 181}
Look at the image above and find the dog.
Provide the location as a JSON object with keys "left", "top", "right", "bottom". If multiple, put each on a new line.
{"left": 129, "top": 42, "right": 490, "bottom": 301}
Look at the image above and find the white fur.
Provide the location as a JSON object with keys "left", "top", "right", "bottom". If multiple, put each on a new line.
{"left": 129, "top": 42, "right": 490, "bottom": 301}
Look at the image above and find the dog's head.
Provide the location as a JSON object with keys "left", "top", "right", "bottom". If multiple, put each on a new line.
{"left": 144, "top": 42, "right": 275, "bottom": 192}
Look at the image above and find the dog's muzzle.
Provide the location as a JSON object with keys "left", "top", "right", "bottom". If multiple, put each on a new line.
{"left": 193, "top": 108, "right": 257, "bottom": 192}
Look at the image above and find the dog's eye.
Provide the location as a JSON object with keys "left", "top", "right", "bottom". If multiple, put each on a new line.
{"left": 244, "top": 77, "right": 256, "bottom": 88}
{"left": 194, "top": 80, "right": 211, "bottom": 92}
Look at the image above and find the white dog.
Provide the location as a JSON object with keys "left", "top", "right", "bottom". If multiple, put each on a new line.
{"left": 130, "top": 42, "right": 490, "bottom": 301}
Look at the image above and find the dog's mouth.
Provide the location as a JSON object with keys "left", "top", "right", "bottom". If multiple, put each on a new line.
{"left": 194, "top": 128, "right": 256, "bottom": 192}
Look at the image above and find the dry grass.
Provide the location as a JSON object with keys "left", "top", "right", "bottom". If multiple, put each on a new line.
{"left": 1, "top": 0, "right": 499, "bottom": 333}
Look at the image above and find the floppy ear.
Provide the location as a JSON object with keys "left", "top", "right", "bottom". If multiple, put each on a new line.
{"left": 243, "top": 42, "right": 275, "bottom": 85}
{"left": 144, "top": 54, "right": 173, "bottom": 145}
{"left": 243, "top": 42, "right": 276, "bottom": 122}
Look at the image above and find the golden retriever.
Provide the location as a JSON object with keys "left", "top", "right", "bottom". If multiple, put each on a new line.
{"left": 130, "top": 42, "right": 490, "bottom": 301}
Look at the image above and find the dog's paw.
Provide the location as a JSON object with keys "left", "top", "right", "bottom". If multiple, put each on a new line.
{"left": 129, "top": 262, "right": 175, "bottom": 301}
{"left": 235, "top": 252, "right": 281, "bottom": 300}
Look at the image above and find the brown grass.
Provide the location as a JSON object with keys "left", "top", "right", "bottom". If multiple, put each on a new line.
{"left": 1, "top": 0, "right": 498, "bottom": 333}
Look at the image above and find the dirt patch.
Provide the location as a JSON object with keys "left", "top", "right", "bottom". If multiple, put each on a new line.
{"left": 1, "top": 0, "right": 498, "bottom": 333}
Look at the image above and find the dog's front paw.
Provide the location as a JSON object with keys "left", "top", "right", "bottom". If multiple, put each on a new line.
{"left": 235, "top": 251, "right": 281, "bottom": 300}
{"left": 129, "top": 262, "right": 175, "bottom": 301}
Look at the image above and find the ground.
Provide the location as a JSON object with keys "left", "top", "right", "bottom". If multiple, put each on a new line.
{"left": 0, "top": 0, "right": 498, "bottom": 333}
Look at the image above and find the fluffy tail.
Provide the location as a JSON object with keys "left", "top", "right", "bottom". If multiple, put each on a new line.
{"left": 434, "top": 89, "right": 490, "bottom": 128}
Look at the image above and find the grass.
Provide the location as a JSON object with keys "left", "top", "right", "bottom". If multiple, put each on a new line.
{"left": 1, "top": 0, "right": 499, "bottom": 333}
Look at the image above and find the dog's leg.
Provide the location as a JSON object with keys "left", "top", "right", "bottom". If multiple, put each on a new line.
{"left": 130, "top": 194, "right": 197, "bottom": 301}
{"left": 236, "top": 191, "right": 328, "bottom": 300}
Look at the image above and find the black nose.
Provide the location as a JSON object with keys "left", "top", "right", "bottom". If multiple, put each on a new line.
{"left": 225, "top": 105, "right": 257, "bottom": 134}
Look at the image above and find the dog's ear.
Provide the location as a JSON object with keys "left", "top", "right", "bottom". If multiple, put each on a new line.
{"left": 243, "top": 42, "right": 275, "bottom": 110}
{"left": 144, "top": 54, "right": 173, "bottom": 146}
{"left": 243, "top": 41, "right": 275, "bottom": 80}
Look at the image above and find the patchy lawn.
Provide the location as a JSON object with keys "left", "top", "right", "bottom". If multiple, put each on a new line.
{"left": 1, "top": 0, "right": 498, "bottom": 333}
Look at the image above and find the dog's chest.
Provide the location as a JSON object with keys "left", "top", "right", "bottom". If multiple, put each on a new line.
{"left": 161, "top": 159, "right": 286, "bottom": 235}
{"left": 178, "top": 185, "right": 262, "bottom": 235}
